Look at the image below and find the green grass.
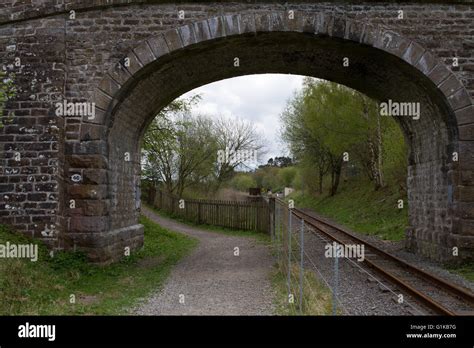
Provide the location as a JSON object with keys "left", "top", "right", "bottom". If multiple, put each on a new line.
{"left": 447, "top": 263, "right": 474, "bottom": 283}
{"left": 0, "top": 216, "right": 197, "bottom": 315}
{"left": 288, "top": 179, "right": 474, "bottom": 284}
{"left": 144, "top": 203, "right": 271, "bottom": 244}
{"left": 289, "top": 177, "right": 408, "bottom": 241}
{"left": 271, "top": 261, "right": 335, "bottom": 315}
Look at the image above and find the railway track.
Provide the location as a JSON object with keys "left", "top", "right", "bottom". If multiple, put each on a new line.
{"left": 274, "top": 199, "right": 474, "bottom": 315}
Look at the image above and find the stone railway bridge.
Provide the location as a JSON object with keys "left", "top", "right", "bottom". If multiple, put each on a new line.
{"left": 0, "top": 1, "right": 473, "bottom": 264}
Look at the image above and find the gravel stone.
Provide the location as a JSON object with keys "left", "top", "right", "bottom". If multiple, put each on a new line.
{"left": 299, "top": 226, "right": 425, "bottom": 315}
{"left": 131, "top": 207, "right": 276, "bottom": 315}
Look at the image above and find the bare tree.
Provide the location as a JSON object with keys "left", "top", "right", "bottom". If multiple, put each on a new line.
{"left": 212, "top": 116, "right": 266, "bottom": 191}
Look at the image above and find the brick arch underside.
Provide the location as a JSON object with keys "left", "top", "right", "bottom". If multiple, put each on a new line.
{"left": 70, "top": 28, "right": 472, "bottom": 264}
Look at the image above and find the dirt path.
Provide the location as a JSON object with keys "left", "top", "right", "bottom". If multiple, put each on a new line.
{"left": 132, "top": 207, "right": 276, "bottom": 315}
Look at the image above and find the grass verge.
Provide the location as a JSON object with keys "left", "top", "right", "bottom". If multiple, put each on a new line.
{"left": 289, "top": 180, "right": 474, "bottom": 284}
{"left": 289, "top": 177, "right": 408, "bottom": 241}
{"left": 271, "top": 262, "right": 335, "bottom": 315}
{"left": 0, "top": 215, "right": 197, "bottom": 315}
{"left": 447, "top": 263, "right": 474, "bottom": 283}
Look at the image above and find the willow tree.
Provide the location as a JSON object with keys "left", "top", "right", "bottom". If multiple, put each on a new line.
{"left": 282, "top": 78, "right": 404, "bottom": 195}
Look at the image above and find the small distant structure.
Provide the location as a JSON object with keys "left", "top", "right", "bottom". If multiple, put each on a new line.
{"left": 284, "top": 187, "right": 294, "bottom": 197}
{"left": 248, "top": 187, "right": 262, "bottom": 202}
{"left": 248, "top": 187, "right": 261, "bottom": 196}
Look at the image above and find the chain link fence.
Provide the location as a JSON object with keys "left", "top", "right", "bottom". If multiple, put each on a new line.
{"left": 270, "top": 197, "right": 425, "bottom": 316}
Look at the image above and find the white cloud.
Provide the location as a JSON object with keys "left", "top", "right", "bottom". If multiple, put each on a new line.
{"left": 182, "top": 74, "right": 305, "bottom": 165}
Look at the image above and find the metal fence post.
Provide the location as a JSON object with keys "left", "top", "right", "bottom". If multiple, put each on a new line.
{"left": 287, "top": 208, "right": 292, "bottom": 295}
{"left": 275, "top": 203, "right": 280, "bottom": 263}
{"left": 269, "top": 197, "right": 275, "bottom": 242}
{"left": 299, "top": 219, "right": 304, "bottom": 314}
{"left": 333, "top": 246, "right": 339, "bottom": 316}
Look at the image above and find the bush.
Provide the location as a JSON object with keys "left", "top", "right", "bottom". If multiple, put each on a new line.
{"left": 230, "top": 173, "right": 257, "bottom": 192}
{"left": 278, "top": 166, "right": 297, "bottom": 188}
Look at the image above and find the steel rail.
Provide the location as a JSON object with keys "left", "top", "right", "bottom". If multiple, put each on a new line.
{"left": 274, "top": 197, "right": 474, "bottom": 315}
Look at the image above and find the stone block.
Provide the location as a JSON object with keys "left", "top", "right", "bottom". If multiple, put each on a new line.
{"left": 133, "top": 41, "right": 156, "bottom": 66}
{"left": 193, "top": 19, "right": 212, "bottom": 42}
{"left": 447, "top": 88, "right": 471, "bottom": 111}
{"left": 439, "top": 74, "right": 462, "bottom": 97}
{"left": 67, "top": 155, "right": 108, "bottom": 169}
{"left": 178, "top": 24, "right": 197, "bottom": 46}
{"left": 164, "top": 28, "right": 184, "bottom": 51}
{"left": 239, "top": 13, "right": 256, "bottom": 34}
{"left": 345, "top": 19, "right": 365, "bottom": 42}
{"left": 402, "top": 41, "right": 425, "bottom": 66}
{"left": 253, "top": 12, "right": 271, "bottom": 33}
{"left": 82, "top": 169, "right": 108, "bottom": 185}
{"left": 98, "top": 74, "right": 121, "bottom": 97}
{"left": 69, "top": 215, "right": 109, "bottom": 233}
{"left": 80, "top": 124, "right": 107, "bottom": 141}
{"left": 147, "top": 34, "right": 170, "bottom": 58}
{"left": 68, "top": 184, "right": 108, "bottom": 199}
{"left": 223, "top": 14, "right": 240, "bottom": 36}
{"left": 455, "top": 105, "right": 473, "bottom": 126}
{"left": 331, "top": 16, "right": 346, "bottom": 39}
{"left": 316, "top": 12, "right": 334, "bottom": 36}
{"left": 427, "top": 63, "right": 451, "bottom": 86}
{"left": 415, "top": 51, "right": 438, "bottom": 75}
{"left": 375, "top": 30, "right": 410, "bottom": 59}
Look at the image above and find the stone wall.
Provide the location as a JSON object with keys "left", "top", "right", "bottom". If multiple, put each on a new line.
{"left": 0, "top": 1, "right": 472, "bottom": 264}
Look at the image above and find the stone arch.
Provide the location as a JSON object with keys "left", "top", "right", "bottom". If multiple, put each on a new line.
{"left": 65, "top": 11, "right": 473, "bottom": 264}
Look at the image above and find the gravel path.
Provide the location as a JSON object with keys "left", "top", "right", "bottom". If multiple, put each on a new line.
{"left": 132, "top": 207, "right": 275, "bottom": 315}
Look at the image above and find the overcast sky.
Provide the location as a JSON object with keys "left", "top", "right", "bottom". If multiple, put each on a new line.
{"left": 182, "top": 74, "right": 305, "bottom": 166}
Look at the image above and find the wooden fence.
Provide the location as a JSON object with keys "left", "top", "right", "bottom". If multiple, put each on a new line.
{"left": 148, "top": 189, "right": 271, "bottom": 234}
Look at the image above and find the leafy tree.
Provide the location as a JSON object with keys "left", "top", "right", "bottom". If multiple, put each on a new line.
{"left": 142, "top": 96, "right": 267, "bottom": 198}
{"left": 281, "top": 80, "right": 332, "bottom": 194}
{"left": 281, "top": 78, "right": 405, "bottom": 195}
{"left": 230, "top": 173, "right": 257, "bottom": 192}
{"left": 263, "top": 156, "right": 293, "bottom": 167}
{"left": 141, "top": 97, "right": 197, "bottom": 187}
{"left": 142, "top": 95, "right": 219, "bottom": 196}
{"left": 278, "top": 166, "right": 297, "bottom": 187}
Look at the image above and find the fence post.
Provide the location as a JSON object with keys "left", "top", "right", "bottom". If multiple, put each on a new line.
{"left": 276, "top": 203, "right": 280, "bottom": 264}
{"left": 152, "top": 188, "right": 158, "bottom": 207}
{"left": 299, "top": 218, "right": 304, "bottom": 314}
{"left": 233, "top": 204, "right": 238, "bottom": 230}
{"left": 147, "top": 185, "right": 154, "bottom": 205}
{"left": 287, "top": 207, "right": 292, "bottom": 296}
{"left": 333, "top": 246, "right": 339, "bottom": 316}
{"left": 198, "top": 201, "right": 202, "bottom": 224}
{"left": 269, "top": 197, "right": 275, "bottom": 240}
